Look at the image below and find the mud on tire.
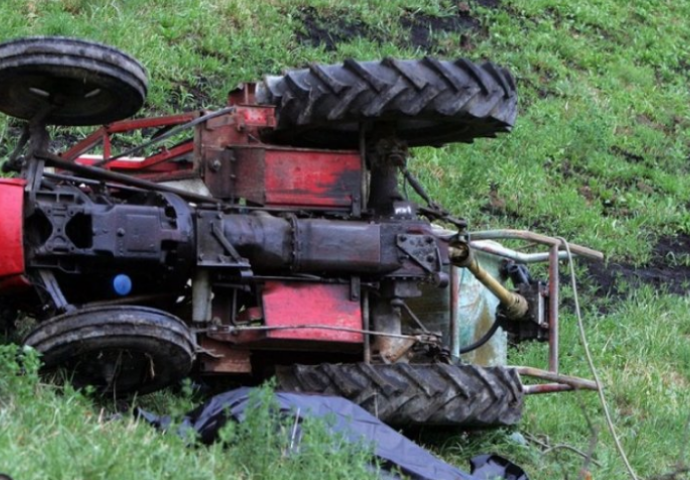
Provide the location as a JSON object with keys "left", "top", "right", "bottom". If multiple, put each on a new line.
{"left": 24, "top": 305, "right": 195, "bottom": 396}
{"left": 276, "top": 363, "right": 524, "bottom": 428}
{"left": 0, "top": 36, "right": 148, "bottom": 126}
{"left": 257, "top": 57, "right": 517, "bottom": 149}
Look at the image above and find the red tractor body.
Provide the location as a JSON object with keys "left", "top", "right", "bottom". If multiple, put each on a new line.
{"left": 0, "top": 37, "right": 602, "bottom": 428}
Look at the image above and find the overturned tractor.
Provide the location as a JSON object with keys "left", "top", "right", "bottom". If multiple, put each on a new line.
{"left": 0, "top": 37, "right": 602, "bottom": 428}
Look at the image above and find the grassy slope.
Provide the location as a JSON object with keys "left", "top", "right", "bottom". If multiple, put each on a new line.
{"left": 1, "top": 0, "right": 690, "bottom": 478}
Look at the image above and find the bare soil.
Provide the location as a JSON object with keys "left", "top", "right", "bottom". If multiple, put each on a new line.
{"left": 295, "top": 7, "right": 376, "bottom": 52}
{"left": 400, "top": 9, "right": 480, "bottom": 51}
{"left": 585, "top": 233, "right": 690, "bottom": 302}
{"left": 295, "top": 2, "right": 496, "bottom": 54}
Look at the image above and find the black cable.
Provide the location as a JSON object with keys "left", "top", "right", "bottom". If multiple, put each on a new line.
{"left": 459, "top": 318, "right": 501, "bottom": 354}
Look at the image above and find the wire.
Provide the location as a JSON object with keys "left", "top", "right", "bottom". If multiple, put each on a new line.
{"left": 558, "top": 236, "right": 638, "bottom": 480}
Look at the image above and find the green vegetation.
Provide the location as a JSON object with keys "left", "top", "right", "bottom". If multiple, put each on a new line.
{"left": 1, "top": 0, "right": 690, "bottom": 478}
{"left": 0, "top": 345, "right": 376, "bottom": 479}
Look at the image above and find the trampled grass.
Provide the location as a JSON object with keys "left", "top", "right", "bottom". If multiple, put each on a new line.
{"left": 1, "top": 0, "right": 690, "bottom": 478}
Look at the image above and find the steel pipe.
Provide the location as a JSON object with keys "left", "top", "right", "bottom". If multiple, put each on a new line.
{"left": 469, "top": 229, "right": 604, "bottom": 261}
{"left": 470, "top": 240, "right": 569, "bottom": 264}
{"left": 548, "top": 243, "right": 560, "bottom": 372}
{"left": 523, "top": 383, "right": 575, "bottom": 394}
{"left": 514, "top": 366, "right": 598, "bottom": 392}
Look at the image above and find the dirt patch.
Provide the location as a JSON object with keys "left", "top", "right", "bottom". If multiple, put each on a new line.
{"left": 295, "top": 4, "right": 490, "bottom": 54}
{"left": 295, "top": 7, "right": 375, "bottom": 52}
{"left": 585, "top": 233, "right": 690, "bottom": 303}
{"left": 401, "top": 9, "right": 480, "bottom": 51}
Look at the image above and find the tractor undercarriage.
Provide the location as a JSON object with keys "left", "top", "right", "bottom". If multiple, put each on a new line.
{"left": 0, "top": 37, "right": 602, "bottom": 428}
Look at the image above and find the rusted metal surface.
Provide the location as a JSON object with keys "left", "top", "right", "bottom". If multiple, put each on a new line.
{"left": 38, "top": 151, "right": 219, "bottom": 204}
{"left": 523, "top": 384, "right": 574, "bottom": 394}
{"left": 227, "top": 82, "right": 257, "bottom": 106}
{"left": 198, "top": 337, "right": 252, "bottom": 374}
{"left": 195, "top": 107, "right": 275, "bottom": 188}
{"left": 262, "top": 282, "right": 362, "bottom": 343}
{"left": 205, "top": 145, "right": 361, "bottom": 209}
{"left": 62, "top": 113, "right": 196, "bottom": 162}
{"left": 515, "top": 366, "right": 598, "bottom": 391}
{"left": 548, "top": 244, "right": 560, "bottom": 373}
{"left": 75, "top": 141, "right": 194, "bottom": 173}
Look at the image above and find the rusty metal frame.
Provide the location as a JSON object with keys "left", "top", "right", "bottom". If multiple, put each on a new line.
{"left": 61, "top": 113, "right": 197, "bottom": 166}
{"left": 468, "top": 229, "right": 604, "bottom": 394}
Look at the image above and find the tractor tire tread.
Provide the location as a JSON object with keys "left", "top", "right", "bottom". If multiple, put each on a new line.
{"left": 276, "top": 363, "right": 524, "bottom": 428}
{"left": 257, "top": 57, "right": 517, "bottom": 148}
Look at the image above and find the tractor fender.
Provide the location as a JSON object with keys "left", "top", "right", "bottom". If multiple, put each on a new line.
{"left": 0, "top": 179, "right": 27, "bottom": 291}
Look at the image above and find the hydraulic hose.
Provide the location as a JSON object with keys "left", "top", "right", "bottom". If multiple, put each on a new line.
{"left": 458, "top": 318, "right": 501, "bottom": 354}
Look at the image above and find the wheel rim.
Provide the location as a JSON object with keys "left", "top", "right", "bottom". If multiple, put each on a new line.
{"left": 0, "top": 37, "right": 147, "bottom": 126}
{"left": 24, "top": 305, "right": 195, "bottom": 396}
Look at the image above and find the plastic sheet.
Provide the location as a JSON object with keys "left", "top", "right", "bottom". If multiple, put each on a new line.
{"left": 138, "top": 387, "right": 528, "bottom": 480}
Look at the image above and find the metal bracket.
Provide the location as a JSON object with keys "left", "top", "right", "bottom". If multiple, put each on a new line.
{"left": 396, "top": 234, "right": 439, "bottom": 273}
{"left": 196, "top": 211, "right": 252, "bottom": 275}
{"left": 38, "top": 269, "right": 71, "bottom": 313}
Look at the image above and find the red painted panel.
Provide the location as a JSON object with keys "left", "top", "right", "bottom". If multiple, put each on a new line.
{"left": 0, "top": 274, "right": 31, "bottom": 292}
{"left": 0, "top": 179, "right": 25, "bottom": 282}
{"left": 262, "top": 282, "right": 363, "bottom": 343}
{"left": 263, "top": 149, "right": 361, "bottom": 208}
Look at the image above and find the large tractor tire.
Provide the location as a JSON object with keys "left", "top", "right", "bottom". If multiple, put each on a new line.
{"left": 0, "top": 37, "right": 147, "bottom": 126}
{"left": 275, "top": 363, "right": 524, "bottom": 428}
{"left": 24, "top": 306, "right": 195, "bottom": 396}
{"left": 256, "top": 57, "right": 517, "bottom": 149}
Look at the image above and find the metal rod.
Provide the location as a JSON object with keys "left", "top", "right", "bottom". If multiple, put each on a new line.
{"left": 469, "top": 229, "right": 604, "bottom": 261}
{"left": 513, "top": 366, "right": 598, "bottom": 390}
{"left": 358, "top": 123, "right": 368, "bottom": 214}
{"left": 471, "top": 240, "right": 571, "bottom": 264}
{"left": 363, "top": 291, "right": 371, "bottom": 364}
{"left": 449, "top": 266, "right": 459, "bottom": 359}
{"left": 37, "top": 151, "right": 220, "bottom": 204}
{"left": 94, "top": 107, "right": 235, "bottom": 167}
{"left": 548, "top": 243, "right": 560, "bottom": 373}
{"left": 523, "top": 383, "right": 575, "bottom": 395}
{"left": 80, "top": 293, "right": 178, "bottom": 308}
{"left": 43, "top": 172, "right": 147, "bottom": 193}
{"left": 213, "top": 324, "right": 424, "bottom": 341}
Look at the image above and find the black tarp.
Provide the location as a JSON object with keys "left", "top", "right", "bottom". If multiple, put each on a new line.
{"left": 138, "top": 387, "right": 528, "bottom": 480}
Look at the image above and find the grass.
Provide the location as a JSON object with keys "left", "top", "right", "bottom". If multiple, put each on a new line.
{"left": 1, "top": 0, "right": 690, "bottom": 478}
{"left": 0, "top": 346, "right": 377, "bottom": 480}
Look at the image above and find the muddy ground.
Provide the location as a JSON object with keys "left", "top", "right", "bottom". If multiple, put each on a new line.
{"left": 584, "top": 233, "right": 690, "bottom": 307}
{"left": 295, "top": 1, "right": 495, "bottom": 54}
